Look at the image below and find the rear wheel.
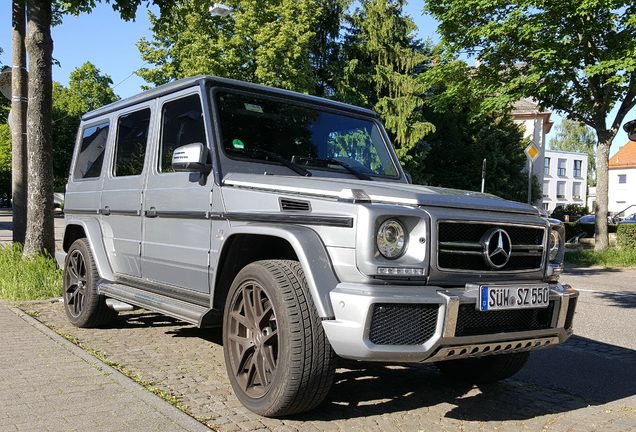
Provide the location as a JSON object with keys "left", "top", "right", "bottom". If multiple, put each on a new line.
{"left": 63, "top": 238, "right": 117, "bottom": 328}
{"left": 223, "top": 260, "right": 335, "bottom": 417}
{"left": 435, "top": 352, "right": 530, "bottom": 384}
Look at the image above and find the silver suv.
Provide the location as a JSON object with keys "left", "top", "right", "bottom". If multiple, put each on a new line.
{"left": 60, "top": 76, "right": 578, "bottom": 417}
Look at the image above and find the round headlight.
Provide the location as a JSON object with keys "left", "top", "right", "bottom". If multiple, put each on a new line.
{"left": 376, "top": 219, "right": 407, "bottom": 259}
{"left": 549, "top": 229, "right": 561, "bottom": 261}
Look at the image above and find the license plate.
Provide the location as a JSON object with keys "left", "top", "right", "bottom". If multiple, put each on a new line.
{"left": 478, "top": 284, "right": 550, "bottom": 311}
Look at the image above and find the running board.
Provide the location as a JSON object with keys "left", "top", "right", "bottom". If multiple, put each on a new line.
{"left": 98, "top": 282, "right": 209, "bottom": 326}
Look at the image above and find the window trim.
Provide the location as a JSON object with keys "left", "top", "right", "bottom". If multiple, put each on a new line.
{"left": 72, "top": 119, "right": 111, "bottom": 182}
{"left": 112, "top": 107, "right": 152, "bottom": 178}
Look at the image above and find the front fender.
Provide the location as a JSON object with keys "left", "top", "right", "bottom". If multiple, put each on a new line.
{"left": 223, "top": 224, "right": 339, "bottom": 318}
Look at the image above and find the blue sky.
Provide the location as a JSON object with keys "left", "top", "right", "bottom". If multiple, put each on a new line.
{"left": 0, "top": 1, "right": 632, "bottom": 155}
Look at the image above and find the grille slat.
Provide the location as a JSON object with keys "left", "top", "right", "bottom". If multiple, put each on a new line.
{"left": 455, "top": 302, "right": 555, "bottom": 336}
{"left": 369, "top": 304, "right": 439, "bottom": 345}
{"left": 438, "top": 222, "right": 546, "bottom": 272}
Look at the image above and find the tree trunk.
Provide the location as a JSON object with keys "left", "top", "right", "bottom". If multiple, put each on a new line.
{"left": 594, "top": 131, "right": 611, "bottom": 251}
{"left": 24, "top": 0, "right": 55, "bottom": 257}
{"left": 11, "top": 0, "right": 28, "bottom": 244}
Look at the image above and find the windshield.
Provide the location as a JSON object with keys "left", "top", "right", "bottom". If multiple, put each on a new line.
{"left": 215, "top": 91, "right": 399, "bottom": 178}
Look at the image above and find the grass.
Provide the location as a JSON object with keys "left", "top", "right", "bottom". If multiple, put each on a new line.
{"left": 0, "top": 243, "right": 63, "bottom": 301}
{"left": 565, "top": 248, "right": 636, "bottom": 268}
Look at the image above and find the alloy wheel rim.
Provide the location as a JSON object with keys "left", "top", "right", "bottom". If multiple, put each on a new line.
{"left": 228, "top": 280, "right": 278, "bottom": 398}
{"left": 65, "top": 250, "right": 87, "bottom": 318}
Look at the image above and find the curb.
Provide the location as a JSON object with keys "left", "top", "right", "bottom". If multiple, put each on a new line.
{"left": 7, "top": 305, "right": 213, "bottom": 432}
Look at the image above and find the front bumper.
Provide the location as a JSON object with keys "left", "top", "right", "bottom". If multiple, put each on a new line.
{"left": 321, "top": 282, "right": 578, "bottom": 363}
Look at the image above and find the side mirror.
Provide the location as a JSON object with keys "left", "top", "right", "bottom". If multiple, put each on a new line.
{"left": 624, "top": 119, "right": 636, "bottom": 141}
{"left": 171, "top": 143, "right": 211, "bottom": 173}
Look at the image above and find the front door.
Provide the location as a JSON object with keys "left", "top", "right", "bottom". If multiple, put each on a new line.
{"left": 141, "top": 90, "right": 212, "bottom": 295}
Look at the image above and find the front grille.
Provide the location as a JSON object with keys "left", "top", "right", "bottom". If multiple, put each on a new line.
{"left": 438, "top": 221, "right": 546, "bottom": 272}
{"left": 455, "top": 302, "right": 555, "bottom": 336}
{"left": 369, "top": 303, "right": 439, "bottom": 345}
{"left": 565, "top": 297, "right": 578, "bottom": 330}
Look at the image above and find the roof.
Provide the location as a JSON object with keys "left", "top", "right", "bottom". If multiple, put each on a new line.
{"left": 545, "top": 149, "right": 588, "bottom": 158}
{"left": 82, "top": 75, "right": 378, "bottom": 121}
{"left": 511, "top": 98, "right": 554, "bottom": 134}
{"left": 609, "top": 141, "right": 636, "bottom": 169}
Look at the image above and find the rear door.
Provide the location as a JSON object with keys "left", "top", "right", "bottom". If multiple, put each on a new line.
{"left": 100, "top": 105, "right": 153, "bottom": 277}
{"left": 141, "top": 89, "right": 212, "bottom": 297}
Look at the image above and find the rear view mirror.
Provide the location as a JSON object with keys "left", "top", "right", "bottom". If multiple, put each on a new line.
{"left": 624, "top": 119, "right": 636, "bottom": 141}
{"left": 171, "top": 143, "right": 211, "bottom": 173}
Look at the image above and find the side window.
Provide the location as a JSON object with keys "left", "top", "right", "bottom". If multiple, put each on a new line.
{"left": 159, "top": 94, "right": 206, "bottom": 173}
{"left": 73, "top": 122, "right": 109, "bottom": 180}
{"left": 114, "top": 108, "right": 151, "bottom": 177}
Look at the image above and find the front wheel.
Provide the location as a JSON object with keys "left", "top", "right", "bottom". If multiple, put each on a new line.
{"left": 222, "top": 260, "right": 335, "bottom": 417}
{"left": 435, "top": 352, "right": 530, "bottom": 384}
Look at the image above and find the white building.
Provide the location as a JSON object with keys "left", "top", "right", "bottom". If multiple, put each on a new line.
{"left": 511, "top": 99, "right": 554, "bottom": 200}
{"left": 608, "top": 140, "right": 636, "bottom": 216}
{"left": 541, "top": 150, "right": 588, "bottom": 213}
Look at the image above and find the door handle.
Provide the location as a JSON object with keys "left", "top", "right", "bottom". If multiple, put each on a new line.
{"left": 101, "top": 206, "right": 111, "bottom": 216}
{"left": 145, "top": 207, "right": 157, "bottom": 218}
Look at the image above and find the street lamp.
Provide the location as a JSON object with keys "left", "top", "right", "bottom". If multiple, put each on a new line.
{"left": 209, "top": 3, "right": 232, "bottom": 17}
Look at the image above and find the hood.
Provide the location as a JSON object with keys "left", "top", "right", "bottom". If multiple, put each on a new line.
{"left": 223, "top": 173, "right": 540, "bottom": 216}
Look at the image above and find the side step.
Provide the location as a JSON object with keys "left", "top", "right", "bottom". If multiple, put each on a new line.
{"left": 98, "top": 283, "right": 209, "bottom": 326}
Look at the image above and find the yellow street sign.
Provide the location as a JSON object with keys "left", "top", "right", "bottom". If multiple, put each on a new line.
{"left": 524, "top": 143, "right": 540, "bottom": 162}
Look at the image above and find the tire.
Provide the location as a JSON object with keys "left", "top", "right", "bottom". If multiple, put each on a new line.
{"left": 63, "top": 238, "right": 117, "bottom": 328}
{"left": 435, "top": 352, "right": 530, "bottom": 384}
{"left": 222, "top": 260, "right": 335, "bottom": 417}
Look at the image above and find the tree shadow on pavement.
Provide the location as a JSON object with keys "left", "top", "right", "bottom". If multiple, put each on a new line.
{"left": 564, "top": 267, "right": 624, "bottom": 276}
{"left": 595, "top": 291, "right": 636, "bottom": 308}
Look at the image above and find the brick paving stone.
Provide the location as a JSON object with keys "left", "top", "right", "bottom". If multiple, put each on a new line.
{"left": 0, "top": 303, "right": 211, "bottom": 432}
{"left": 17, "top": 301, "right": 636, "bottom": 432}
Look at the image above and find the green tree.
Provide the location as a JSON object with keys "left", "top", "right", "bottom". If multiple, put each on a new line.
{"left": 426, "top": 0, "right": 636, "bottom": 250}
{"left": 549, "top": 119, "right": 597, "bottom": 187}
{"left": 51, "top": 62, "right": 118, "bottom": 189}
{"left": 138, "top": 0, "right": 347, "bottom": 95}
{"left": 338, "top": 0, "right": 434, "bottom": 164}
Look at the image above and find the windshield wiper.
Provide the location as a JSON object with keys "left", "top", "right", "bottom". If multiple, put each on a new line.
{"left": 231, "top": 148, "right": 312, "bottom": 177}
{"left": 297, "top": 157, "right": 373, "bottom": 181}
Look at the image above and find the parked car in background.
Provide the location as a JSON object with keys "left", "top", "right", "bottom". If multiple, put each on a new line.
{"left": 618, "top": 213, "right": 636, "bottom": 224}
{"left": 576, "top": 214, "right": 614, "bottom": 224}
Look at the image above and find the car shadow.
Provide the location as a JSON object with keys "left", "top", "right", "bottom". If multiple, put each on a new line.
{"left": 117, "top": 311, "right": 636, "bottom": 422}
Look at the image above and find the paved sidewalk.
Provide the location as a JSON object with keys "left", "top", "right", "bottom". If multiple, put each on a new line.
{"left": 0, "top": 302, "right": 211, "bottom": 432}
{"left": 0, "top": 209, "right": 64, "bottom": 250}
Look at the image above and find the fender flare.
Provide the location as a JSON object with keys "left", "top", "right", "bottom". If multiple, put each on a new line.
{"left": 62, "top": 217, "right": 115, "bottom": 281}
{"left": 220, "top": 224, "right": 339, "bottom": 318}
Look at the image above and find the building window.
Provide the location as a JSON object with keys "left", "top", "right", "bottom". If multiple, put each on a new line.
{"left": 543, "top": 203, "right": 549, "bottom": 210}
{"left": 572, "top": 182, "right": 582, "bottom": 200}
{"left": 544, "top": 157, "right": 551, "bottom": 175}
{"left": 557, "top": 181, "right": 566, "bottom": 199}
{"left": 558, "top": 158, "right": 567, "bottom": 177}
{"left": 573, "top": 160, "right": 582, "bottom": 177}
{"left": 542, "top": 180, "right": 550, "bottom": 198}
{"left": 618, "top": 174, "right": 627, "bottom": 184}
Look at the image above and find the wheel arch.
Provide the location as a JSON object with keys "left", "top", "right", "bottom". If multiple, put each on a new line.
{"left": 62, "top": 218, "right": 114, "bottom": 281}
{"left": 212, "top": 225, "right": 339, "bottom": 318}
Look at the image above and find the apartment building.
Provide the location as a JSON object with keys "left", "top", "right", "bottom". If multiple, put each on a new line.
{"left": 608, "top": 140, "right": 636, "bottom": 216}
{"left": 541, "top": 150, "right": 588, "bottom": 213}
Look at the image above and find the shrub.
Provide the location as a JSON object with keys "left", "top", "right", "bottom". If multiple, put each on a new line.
{"left": 551, "top": 204, "right": 588, "bottom": 222}
{"left": 617, "top": 224, "right": 636, "bottom": 250}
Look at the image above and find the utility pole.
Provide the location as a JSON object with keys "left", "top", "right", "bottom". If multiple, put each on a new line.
{"left": 480, "top": 158, "right": 486, "bottom": 193}
{"left": 11, "top": 0, "right": 28, "bottom": 244}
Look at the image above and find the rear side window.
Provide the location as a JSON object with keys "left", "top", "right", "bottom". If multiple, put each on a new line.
{"left": 73, "top": 122, "right": 109, "bottom": 180}
{"left": 159, "top": 94, "right": 206, "bottom": 173}
{"left": 114, "top": 108, "right": 151, "bottom": 177}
